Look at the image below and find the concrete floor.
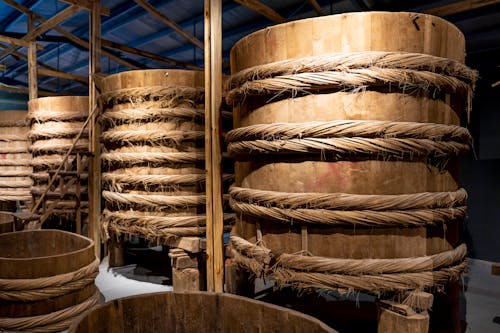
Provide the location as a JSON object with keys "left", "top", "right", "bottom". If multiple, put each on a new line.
{"left": 83, "top": 256, "right": 500, "bottom": 332}
{"left": 464, "top": 259, "right": 500, "bottom": 332}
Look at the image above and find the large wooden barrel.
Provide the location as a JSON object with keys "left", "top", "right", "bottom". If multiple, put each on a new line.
{"left": 226, "top": 11, "right": 475, "bottom": 325}
{"left": 0, "top": 229, "right": 99, "bottom": 332}
{"left": 0, "top": 110, "right": 32, "bottom": 204}
{"left": 28, "top": 96, "right": 89, "bottom": 218}
{"left": 100, "top": 69, "right": 233, "bottom": 247}
{"left": 69, "top": 291, "right": 336, "bottom": 333}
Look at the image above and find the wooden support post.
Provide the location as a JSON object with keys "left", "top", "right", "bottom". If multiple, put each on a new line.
{"left": 27, "top": 14, "right": 37, "bottom": 100}
{"left": 88, "top": 0, "right": 102, "bottom": 258}
{"left": 169, "top": 249, "right": 204, "bottom": 292}
{"left": 108, "top": 236, "right": 125, "bottom": 267}
{"left": 378, "top": 304, "right": 429, "bottom": 333}
{"left": 204, "top": 0, "right": 224, "bottom": 293}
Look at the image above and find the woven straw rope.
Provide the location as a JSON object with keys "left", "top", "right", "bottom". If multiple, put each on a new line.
{"left": 30, "top": 138, "right": 90, "bottom": 153}
{"left": 27, "top": 109, "right": 87, "bottom": 122}
{"left": 228, "top": 137, "right": 468, "bottom": 159}
{"left": 0, "top": 291, "right": 99, "bottom": 332}
{"left": 226, "top": 51, "right": 477, "bottom": 105}
{"left": 29, "top": 122, "right": 88, "bottom": 139}
{"left": 101, "top": 151, "right": 205, "bottom": 165}
{"left": 0, "top": 258, "right": 99, "bottom": 301}
{"left": 229, "top": 187, "right": 466, "bottom": 227}
{"left": 100, "top": 86, "right": 204, "bottom": 106}
{"left": 230, "top": 233, "right": 466, "bottom": 293}
{"left": 230, "top": 187, "right": 466, "bottom": 210}
{"left": 226, "top": 120, "right": 471, "bottom": 142}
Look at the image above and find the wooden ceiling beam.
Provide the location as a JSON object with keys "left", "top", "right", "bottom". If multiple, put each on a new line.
{"left": 423, "top": 0, "right": 500, "bottom": 17}
{"left": 233, "top": 0, "right": 286, "bottom": 23}
{"left": 2, "top": 0, "right": 141, "bottom": 70}
{"left": 0, "top": 4, "right": 81, "bottom": 60}
{"left": 58, "top": 0, "right": 110, "bottom": 16}
{"left": 38, "top": 68, "right": 88, "bottom": 84}
{"left": 307, "top": 0, "right": 325, "bottom": 15}
{"left": 0, "top": 34, "right": 44, "bottom": 50}
{"left": 133, "top": 0, "right": 203, "bottom": 50}
{"left": 101, "top": 38, "right": 202, "bottom": 70}
{"left": 0, "top": 84, "right": 56, "bottom": 96}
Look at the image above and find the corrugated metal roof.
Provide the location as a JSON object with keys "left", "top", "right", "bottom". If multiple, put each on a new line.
{"left": 0, "top": 0, "right": 498, "bottom": 95}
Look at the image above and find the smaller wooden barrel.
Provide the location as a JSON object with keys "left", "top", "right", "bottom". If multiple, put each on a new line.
{"left": 69, "top": 291, "right": 336, "bottom": 333}
{"left": 0, "top": 110, "right": 32, "bottom": 203}
{"left": 28, "top": 96, "right": 89, "bottom": 214}
{"left": 0, "top": 230, "right": 99, "bottom": 332}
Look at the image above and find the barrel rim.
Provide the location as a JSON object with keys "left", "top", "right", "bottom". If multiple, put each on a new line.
{"left": 230, "top": 11, "right": 466, "bottom": 69}
{"left": 68, "top": 291, "right": 337, "bottom": 332}
{"left": 28, "top": 95, "right": 89, "bottom": 108}
{"left": 0, "top": 229, "right": 94, "bottom": 262}
{"left": 101, "top": 68, "right": 205, "bottom": 91}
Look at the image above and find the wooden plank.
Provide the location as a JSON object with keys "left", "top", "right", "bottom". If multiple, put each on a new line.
{"left": 204, "top": 0, "right": 224, "bottom": 293}
{"left": 233, "top": 0, "right": 286, "bottom": 23}
{"left": 423, "top": 0, "right": 500, "bottom": 16}
{"left": 101, "top": 39, "right": 202, "bottom": 70}
{"left": 378, "top": 306, "right": 429, "bottom": 333}
{"left": 0, "top": 4, "right": 81, "bottom": 61}
{"left": 38, "top": 68, "right": 88, "bottom": 83}
{"left": 403, "top": 291, "right": 434, "bottom": 311}
{"left": 89, "top": 0, "right": 102, "bottom": 259}
{"left": 0, "top": 84, "right": 55, "bottom": 96}
{"left": 307, "top": 0, "right": 325, "bottom": 15}
{"left": 0, "top": 34, "right": 43, "bottom": 49}
{"left": 27, "top": 14, "right": 37, "bottom": 100}
{"left": 58, "top": 0, "right": 110, "bottom": 16}
{"left": 166, "top": 236, "right": 204, "bottom": 253}
{"left": 2, "top": 0, "right": 141, "bottom": 70}
{"left": 133, "top": 0, "right": 203, "bottom": 50}
{"left": 492, "top": 263, "right": 500, "bottom": 276}
{"left": 172, "top": 268, "right": 202, "bottom": 292}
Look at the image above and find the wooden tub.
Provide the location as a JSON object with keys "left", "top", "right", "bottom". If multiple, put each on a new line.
{"left": 0, "top": 229, "right": 99, "bottom": 332}
{"left": 68, "top": 291, "right": 336, "bottom": 333}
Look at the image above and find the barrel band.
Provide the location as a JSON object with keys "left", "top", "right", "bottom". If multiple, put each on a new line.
{"left": 230, "top": 233, "right": 467, "bottom": 294}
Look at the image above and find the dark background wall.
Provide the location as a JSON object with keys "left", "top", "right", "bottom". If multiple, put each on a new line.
{"left": 461, "top": 48, "right": 500, "bottom": 262}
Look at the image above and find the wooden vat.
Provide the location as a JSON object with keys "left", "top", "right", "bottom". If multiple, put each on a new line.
{"left": 0, "top": 229, "right": 99, "bottom": 332}
{"left": 227, "top": 12, "right": 475, "bottom": 331}
{"left": 68, "top": 291, "right": 336, "bottom": 333}
{"left": 100, "top": 69, "right": 233, "bottom": 247}
{"left": 28, "top": 96, "right": 89, "bottom": 225}
{"left": 0, "top": 110, "right": 32, "bottom": 204}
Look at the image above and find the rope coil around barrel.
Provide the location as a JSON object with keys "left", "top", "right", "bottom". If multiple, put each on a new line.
{"left": 226, "top": 51, "right": 478, "bottom": 105}
{"left": 29, "top": 122, "right": 88, "bottom": 139}
{"left": 229, "top": 187, "right": 466, "bottom": 227}
{"left": 226, "top": 120, "right": 472, "bottom": 143}
{"left": 228, "top": 137, "right": 469, "bottom": 160}
{"left": 30, "top": 138, "right": 90, "bottom": 153}
{"left": 102, "top": 209, "right": 235, "bottom": 242}
{"left": 101, "top": 107, "right": 232, "bottom": 124}
{"left": 102, "top": 209, "right": 235, "bottom": 227}
{"left": 103, "top": 172, "right": 234, "bottom": 192}
{"left": 0, "top": 291, "right": 99, "bottom": 333}
{"left": 99, "top": 86, "right": 205, "bottom": 107}
{"left": 27, "top": 109, "right": 88, "bottom": 122}
{"left": 103, "top": 191, "right": 207, "bottom": 209}
{"left": 101, "top": 125, "right": 204, "bottom": 144}
{"left": 0, "top": 258, "right": 99, "bottom": 301}
{"left": 230, "top": 233, "right": 467, "bottom": 293}
{"left": 101, "top": 151, "right": 205, "bottom": 165}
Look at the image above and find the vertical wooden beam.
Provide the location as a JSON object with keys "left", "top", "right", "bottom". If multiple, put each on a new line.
{"left": 88, "top": 0, "right": 102, "bottom": 258}
{"left": 27, "top": 14, "right": 37, "bottom": 100}
{"left": 204, "top": 0, "right": 224, "bottom": 292}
